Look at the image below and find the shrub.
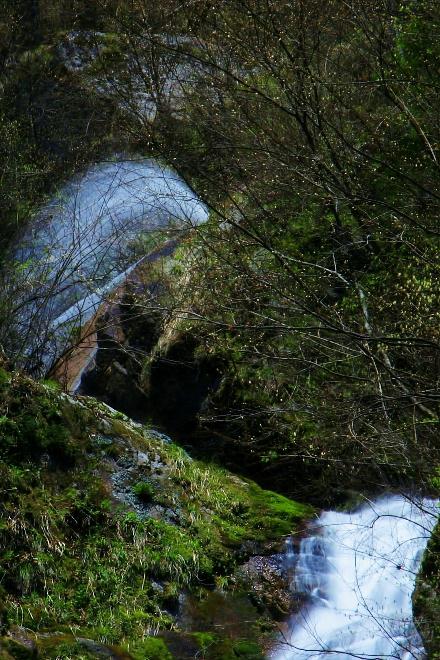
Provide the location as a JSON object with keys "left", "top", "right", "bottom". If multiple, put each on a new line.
{"left": 132, "top": 481, "right": 155, "bottom": 502}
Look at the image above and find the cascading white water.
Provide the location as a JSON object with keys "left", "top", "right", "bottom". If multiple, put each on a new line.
{"left": 273, "top": 495, "right": 438, "bottom": 660}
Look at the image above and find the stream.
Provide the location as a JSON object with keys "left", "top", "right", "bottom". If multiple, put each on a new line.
{"left": 273, "top": 495, "right": 438, "bottom": 660}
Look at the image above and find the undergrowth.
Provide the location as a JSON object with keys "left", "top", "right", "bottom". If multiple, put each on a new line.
{"left": 0, "top": 366, "right": 310, "bottom": 655}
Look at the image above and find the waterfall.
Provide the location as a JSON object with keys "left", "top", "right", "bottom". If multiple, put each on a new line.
{"left": 273, "top": 495, "right": 438, "bottom": 660}
{"left": 5, "top": 157, "right": 208, "bottom": 374}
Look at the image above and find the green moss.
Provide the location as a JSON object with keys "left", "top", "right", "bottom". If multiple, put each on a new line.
{"left": 191, "top": 632, "right": 218, "bottom": 650}
{"left": 169, "top": 457, "right": 311, "bottom": 552}
{"left": 128, "top": 637, "right": 173, "bottom": 660}
{"left": 0, "top": 369, "right": 10, "bottom": 389}
{"left": 131, "top": 481, "right": 155, "bottom": 502}
{"left": 2, "top": 640, "right": 35, "bottom": 660}
{"left": 245, "top": 484, "right": 309, "bottom": 538}
{"left": 231, "top": 640, "right": 264, "bottom": 659}
{"left": 0, "top": 369, "right": 310, "bottom": 651}
{"left": 38, "top": 641, "right": 95, "bottom": 660}
{"left": 190, "top": 635, "right": 264, "bottom": 660}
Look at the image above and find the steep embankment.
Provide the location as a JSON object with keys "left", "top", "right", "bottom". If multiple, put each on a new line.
{"left": 0, "top": 363, "right": 310, "bottom": 658}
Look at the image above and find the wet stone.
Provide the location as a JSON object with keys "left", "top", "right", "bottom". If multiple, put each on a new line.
{"left": 136, "top": 451, "right": 150, "bottom": 466}
{"left": 237, "top": 555, "right": 293, "bottom": 619}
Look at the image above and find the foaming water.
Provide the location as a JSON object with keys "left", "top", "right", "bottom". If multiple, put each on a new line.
{"left": 273, "top": 495, "right": 438, "bottom": 660}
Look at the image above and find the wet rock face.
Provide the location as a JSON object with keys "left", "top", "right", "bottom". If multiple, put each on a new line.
{"left": 176, "top": 590, "right": 266, "bottom": 659}
{"left": 79, "top": 290, "right": 159, "bottom": 421}
{"left": 83, "top": 313, "right": 223, "bottom": 433}
{"left": 82, "top": 355, "right": 149, "bottom": 422}
{"left": 147, "top": 334, "right": 223, "bottom": 432}
{"left": 237, "top": 554, "right": 294, "bottom": 619}
{"left": 73, "top": 248, "right": 223, "bottom": 435}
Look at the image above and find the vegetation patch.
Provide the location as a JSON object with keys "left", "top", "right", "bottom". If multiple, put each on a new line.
{"left": 0, "top": 368, "right": 310, "bottom": 655}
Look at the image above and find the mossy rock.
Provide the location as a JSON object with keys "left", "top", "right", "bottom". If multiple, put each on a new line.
{"left": 230, "top": 640, "right": 264, "bottom": 659}
{"left": 38, "top": 641, "right": 96, "bottom": 659}
{"left": 0, "top": 647, "right": 14, "bottom": 660}
{"left": 0, "top": 368, "right": 311, "bottom": 650}
{"left": 35, "top": 633, "right": 133, "bottom": 658}
{"left": 414, "top": 518, "right": 440, "bottom": 657}
{"left": 159, "top": 631, "right": 265, "bottom": 660}
{"left": 1, "top": 642, "right": 35, "bottom": 660}
{"left": 127, "top": 637, "right": 173, "bottom": 660}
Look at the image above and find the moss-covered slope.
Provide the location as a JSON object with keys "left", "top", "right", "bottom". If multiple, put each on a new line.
{"left": 0, "top": 366, "right": 310, "bottom": 657}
